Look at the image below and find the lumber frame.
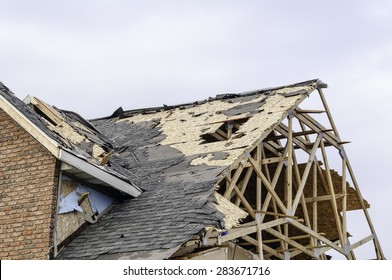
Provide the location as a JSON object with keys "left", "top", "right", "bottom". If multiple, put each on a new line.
{"left": 213, "top": 88, "right": 385, "bottom": 260}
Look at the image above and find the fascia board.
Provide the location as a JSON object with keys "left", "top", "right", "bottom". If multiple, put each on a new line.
{"left": 59, "top": 149, "right": 141, "bottom": 197}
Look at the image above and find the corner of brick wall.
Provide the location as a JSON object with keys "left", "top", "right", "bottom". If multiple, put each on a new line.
{"left": 0, "top": 109, "right": 59, "bottom": 260}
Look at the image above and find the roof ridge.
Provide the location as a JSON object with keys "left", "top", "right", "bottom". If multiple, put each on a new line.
{"left": 90, "top": 79, "right": 323, "bottom": 122}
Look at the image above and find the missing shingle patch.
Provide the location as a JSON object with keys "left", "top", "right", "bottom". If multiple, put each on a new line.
{"left": 201, "top": 117, "right": 249, "bottom": 143}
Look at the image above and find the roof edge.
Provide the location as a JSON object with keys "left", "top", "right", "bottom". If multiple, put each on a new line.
{"left": 90, "top": 79, "right": 322, "bottom": 121}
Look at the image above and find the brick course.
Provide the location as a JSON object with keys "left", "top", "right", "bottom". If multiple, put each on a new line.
{"left": 0, "top": 109, "right": 59, "bottom": 259}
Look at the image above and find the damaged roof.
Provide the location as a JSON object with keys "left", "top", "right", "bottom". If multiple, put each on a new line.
{"left": 1, "top": 79, "right": 323, "bottom": 259}
{"left": 0, "top": 83, "right": 140, "bottom": 197}
{"left": 57, "top": 79, "right": 322, "bottom": 259}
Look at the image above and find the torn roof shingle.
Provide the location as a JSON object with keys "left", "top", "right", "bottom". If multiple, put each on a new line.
{"left": 2, "top": 79, "right": 322, "bottom": 259}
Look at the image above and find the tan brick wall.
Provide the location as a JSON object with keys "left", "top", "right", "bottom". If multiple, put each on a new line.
{"left": 0, "top": 109, "right": 59, "bottom": 259}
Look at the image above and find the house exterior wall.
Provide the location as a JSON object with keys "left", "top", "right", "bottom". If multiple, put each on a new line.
{"left": 0, "top": 109, "right": 59, "bottom": 259}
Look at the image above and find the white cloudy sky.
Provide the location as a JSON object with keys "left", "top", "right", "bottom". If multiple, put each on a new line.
{"left": 1, "top": 0, "right": 391, "bottom": 259}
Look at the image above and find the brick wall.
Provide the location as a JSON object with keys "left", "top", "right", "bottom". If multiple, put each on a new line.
{"left": 0, "top": 109, "right": 59, "bottom": 259}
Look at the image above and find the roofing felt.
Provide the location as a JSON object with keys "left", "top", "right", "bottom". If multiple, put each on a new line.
{"left": 57, "top": 79, "right": 321, "bottom": 259}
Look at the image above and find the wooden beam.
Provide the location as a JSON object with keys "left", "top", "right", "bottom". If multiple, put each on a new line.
{"left": 276, "top": 124, "right": 309, "bottom": 148}
{"left": 316, "top": 88, "right": 340, "bottom": 139}
{"left": 291, "top": 151, "right": 314, "bottom": 247}
{"left": 261, "top": 156, "right": 287, "bottom": 165}
{"left": 295, "top": 109, "right": 326, "bottom": 114}
{"left": 233, "top": 184, "right": 255, "bottom": 218}
{"left": 264, "top": 142, "right": 283, "bottom": 156}
{"left": 248, "top": 155, "right": 287, "bottom": 213}
{"left": 350, "top": 234, "right": 374, "bottom": 251}
{"left": 294, "top": 112, "right": 341, "bottom": 149}
{"left": 254, "top": 210, "right": 298, "bottom": 219}
{"left": 320, "top": 140, "right": 345, "bottom": 248}
{"left": 218, "top": 225, "right": 256, "bottom": 244}
{"left": 287, "top": 116, "right": 293, "bottom": 213}
{"left": 288, "top": 219, "right": 346, "bottom": 255}
{"left": 234, "top": 167, "right": 253, "bottom": 207}
{"left": 212, "top": 132, "right": 227, "bottom": 141}
{"left": 312, "top": 163, "right": 318, "bottom": 234}
{"left": 28, "top": 96, "right": 64, "bottom": 126}
{"left": 304, "top": 193, "right": 345, "bottom": 203}
{"left": 261, "top": 146, "right": 285, "bottom": 249}
{"left": 224, "top": 164, "right": 244, "bottom": 199}
{"left": 259, "top": 147, "right": 288, "bottom": 222}
{"left": 292, "top": 135, "right": 322, "bottom": 213}
{"left": 264, "top": 227, "right": 317, "bottom": 259}
{"left": 341, "top": 158, "right": 350, "bottom": 259}
{"left": 219, "top": 218, "right": 287, "bottom": 244}
{"left": 256, "top": 144, "right": 262, "bottom": 211}
{"left": 242, "top": 236, "right": 285, "bottom": 259}
{"left": 263, "top": 234, "right": 314, "bottom": 244}
{"left": 256, "top": 216, "right": 264, "bottom": 260}
{"left": 264, "top": 129, "right": 333, "bottom": 141}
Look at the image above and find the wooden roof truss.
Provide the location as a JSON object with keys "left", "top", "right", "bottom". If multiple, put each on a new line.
{"left": 188, "top": 88, "right": 385, "bottom": 260}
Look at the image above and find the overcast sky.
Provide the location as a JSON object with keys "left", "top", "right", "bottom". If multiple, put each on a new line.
{"left": 1, "top": 0, "right": 391, "bottom": 259}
